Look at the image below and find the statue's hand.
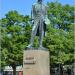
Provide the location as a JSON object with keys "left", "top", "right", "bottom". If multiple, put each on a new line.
{"left": 30, "top": 19, "right": 34, "bottom": 21}
{"left": 30, "top": 19, "right": 34, "bottom": 25}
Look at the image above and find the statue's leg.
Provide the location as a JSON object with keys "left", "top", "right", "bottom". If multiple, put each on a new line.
{"left": 27, "top": 22, "right": 38, "bottom": 48}
{"left": 39, "top": 21, "right": 44, "bottom": 48}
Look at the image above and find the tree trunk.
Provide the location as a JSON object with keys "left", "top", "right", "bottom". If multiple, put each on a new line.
{"left": 12, "top": 65, "right": 16, "bottom": 75}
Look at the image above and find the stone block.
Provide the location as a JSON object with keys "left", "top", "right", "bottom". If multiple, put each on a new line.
{"left": 23, "top": 49, "right": 50, "bottom": 75}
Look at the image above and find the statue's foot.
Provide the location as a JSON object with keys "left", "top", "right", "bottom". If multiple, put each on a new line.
{"left": 26, "top": 44, "right": 33, "bottom": 49}
{"left": 38, "top": 45, "right": 45, "bottom": 49}
{"left": 39, "top": 46, "right": 46, "bottom": 50}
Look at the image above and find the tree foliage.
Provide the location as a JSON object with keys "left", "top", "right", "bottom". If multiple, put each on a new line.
{"left": 45, "top": 2, "right": 74, "bottom": 65}
{"left": 0, "top": 11, "right": 31, "bottom": 75}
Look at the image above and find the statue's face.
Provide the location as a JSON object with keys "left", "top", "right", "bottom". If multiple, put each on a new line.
{"left": 38, "top": 0, "right": 42, "bottom": 3}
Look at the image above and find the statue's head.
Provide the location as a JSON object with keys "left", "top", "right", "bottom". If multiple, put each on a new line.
{"left": 37, "top": 0, "right": 43, "bottom": 3}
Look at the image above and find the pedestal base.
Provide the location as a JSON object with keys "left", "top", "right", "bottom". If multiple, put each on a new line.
{"left": 23, "top": 49, "right": 50, "bottom": 75}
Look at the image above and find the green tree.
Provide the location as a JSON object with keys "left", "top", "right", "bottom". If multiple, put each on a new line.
{"left": 0, "top": 11, "right": 31, "bottom": 75}
{"left": 44, "top": 2, "right": 74, "bottom": 65}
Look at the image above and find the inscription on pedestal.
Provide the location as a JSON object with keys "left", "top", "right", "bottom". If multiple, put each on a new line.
{"left": 24, "top": 57, "right": 36, "bottom": 64}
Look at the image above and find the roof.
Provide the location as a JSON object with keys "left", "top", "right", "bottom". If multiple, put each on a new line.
{"left": 4, "top": 66, "right": 23, "bottom": 71}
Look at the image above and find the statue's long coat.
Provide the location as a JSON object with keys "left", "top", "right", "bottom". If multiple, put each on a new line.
{"left": 31, "top": 3, "right": 50, "bottom": 36}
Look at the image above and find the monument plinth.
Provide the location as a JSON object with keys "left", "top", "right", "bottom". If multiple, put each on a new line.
{"left": 23, "top": 49, "right": 50, "bottom": 75}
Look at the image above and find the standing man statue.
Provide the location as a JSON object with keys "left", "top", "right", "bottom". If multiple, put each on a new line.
{"left": 27, "top": 0, "right": 50, "bottom": 48}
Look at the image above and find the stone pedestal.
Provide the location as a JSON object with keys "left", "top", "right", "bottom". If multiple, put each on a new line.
{"left": 23, "top": 49, "right": 50, "bottom": 75}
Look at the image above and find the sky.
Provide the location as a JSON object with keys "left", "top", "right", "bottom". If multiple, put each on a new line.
{"left": 0, "top": 0, "right": 74, "bottom": 19}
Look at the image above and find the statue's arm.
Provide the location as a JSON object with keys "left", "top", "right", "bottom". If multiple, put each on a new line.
{"left": 31, "top": 5, "right": 35, "bottom": 20}
{"left": 44, "top": 5, "right": 50, "bottom": 24}
{"left": 45, "top": 5, "right": 48, "bottom": 18}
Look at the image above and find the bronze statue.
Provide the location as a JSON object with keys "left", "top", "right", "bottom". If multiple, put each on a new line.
{"left": 27, "top": 0, "right": 50, "bottom": 48}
